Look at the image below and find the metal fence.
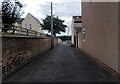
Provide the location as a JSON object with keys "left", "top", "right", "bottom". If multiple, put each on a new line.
{"left": 0, "top": 24, "right": 46, "bottom": 37}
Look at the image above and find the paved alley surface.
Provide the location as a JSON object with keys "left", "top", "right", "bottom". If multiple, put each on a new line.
{"left": 4, "top": 42, "right": 120, "bottom": 82}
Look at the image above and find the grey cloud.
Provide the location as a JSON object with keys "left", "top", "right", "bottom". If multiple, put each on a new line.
{"left": 22, "top": 3, "right": 27, "bottom": 8}
{"left": 38, "top": 2, "right": 81, "bottom": 17}
{"left": 54, "top": 2, "right": 81, "bottom": 17}
{"left": 38, "top": 3, "right": 51, "bottom": 16}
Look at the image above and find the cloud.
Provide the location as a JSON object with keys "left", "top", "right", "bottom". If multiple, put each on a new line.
{"left": 0, "top": 0, "right": 2, "bottom": 10}
{"left": 54, "top": 2, "right": 81, "bottom": 17}
{"left": 38, "top": 3, "right": 51, "bottom": 17}
{"left": 38, "top": 2, "right": 81, "bottom": 17}
{"left": 22, "top": 3, "right": 27, "bottom": 8}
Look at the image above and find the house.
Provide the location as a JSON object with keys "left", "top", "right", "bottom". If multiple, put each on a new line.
{"left": 13, "top": 18, "right": 24, "bottom": 28}
{"left": 22, "top": 13, "right": 44, "bottom": 33}
{"left": 17, "top": 18, "right": 24, "bottom": 28}
{"left": 81, "top": 2, "right": 120, "bottom": 74}
{"left": 71, "top": 16, "right": 82, "bottom": 48}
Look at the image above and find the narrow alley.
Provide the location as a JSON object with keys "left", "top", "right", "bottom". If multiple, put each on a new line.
{"left": 4, "top": 42, "right": 119, "bottom": 82}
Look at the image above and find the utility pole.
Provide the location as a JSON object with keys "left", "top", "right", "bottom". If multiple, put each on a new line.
{"left": 51, "top": 2, "right": 54, "bottom": 49}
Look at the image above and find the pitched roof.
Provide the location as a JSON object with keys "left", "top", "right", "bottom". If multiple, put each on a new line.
{"left": 28, "top": 13, "right": 40, "bottom": 24}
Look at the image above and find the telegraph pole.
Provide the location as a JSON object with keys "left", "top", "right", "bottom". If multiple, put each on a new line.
{"left": 51, "top": 2, "right": 54, "bottom": 49}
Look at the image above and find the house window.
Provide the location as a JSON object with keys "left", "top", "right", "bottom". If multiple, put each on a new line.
{"left": 83, "top": 28, "right": 85, "bottom": 41}
{"left": 25, "top": 24, "right": 27, "bottom": 28}
{"left": 29, "top": 24, "right": 32, "bottom": 29}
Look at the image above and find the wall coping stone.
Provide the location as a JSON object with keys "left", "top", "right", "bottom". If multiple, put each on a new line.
{"left": 1, "top": 36, "right": 50, "bottom": 39}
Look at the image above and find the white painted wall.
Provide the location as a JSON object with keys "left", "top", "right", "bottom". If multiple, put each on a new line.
{"left": 71, "top": 16, "right": 82, "bottom": 45}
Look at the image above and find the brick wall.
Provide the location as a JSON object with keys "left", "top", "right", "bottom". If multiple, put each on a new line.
{"left": 2, "top": 36, "right": 58, "bottom": 79}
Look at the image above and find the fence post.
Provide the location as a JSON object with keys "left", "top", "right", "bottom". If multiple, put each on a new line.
{"left": 35, "top": 31, "right": 37, "bottom": 36}
{"left": 27, "top": 29, "right": 29, "bottom": 36}
{"left": 12, "top": 25, "right": 15, "bottom": 34}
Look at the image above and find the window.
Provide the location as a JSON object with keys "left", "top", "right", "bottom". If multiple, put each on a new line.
{"left": 29, "top": 24, "right": 32, "bottom": 29}
{"left": 83, "top": 28, "right": 85, "bottom": 41}
{"left": 25, "top": 24, "right": 27, "bottom": 28}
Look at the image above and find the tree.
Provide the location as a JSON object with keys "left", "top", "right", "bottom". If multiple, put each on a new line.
{"left": 2, "top": 0, "right": 23, "bottom": 32}
{"left": 40, "top": 15, "right": 67, "bottom": 37}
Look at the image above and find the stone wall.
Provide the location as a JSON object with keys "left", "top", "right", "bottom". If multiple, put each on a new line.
{"left": 2, "top": 36, "right": 58, "bottom": 79}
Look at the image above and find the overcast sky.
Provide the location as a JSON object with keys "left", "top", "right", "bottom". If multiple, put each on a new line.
{"left": 0, "top": 0, "right": 81, "bottom": 36}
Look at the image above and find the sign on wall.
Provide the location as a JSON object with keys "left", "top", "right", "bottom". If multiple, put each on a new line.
{"left": 83, "top": 28, "right": 85, "bottom": 42}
